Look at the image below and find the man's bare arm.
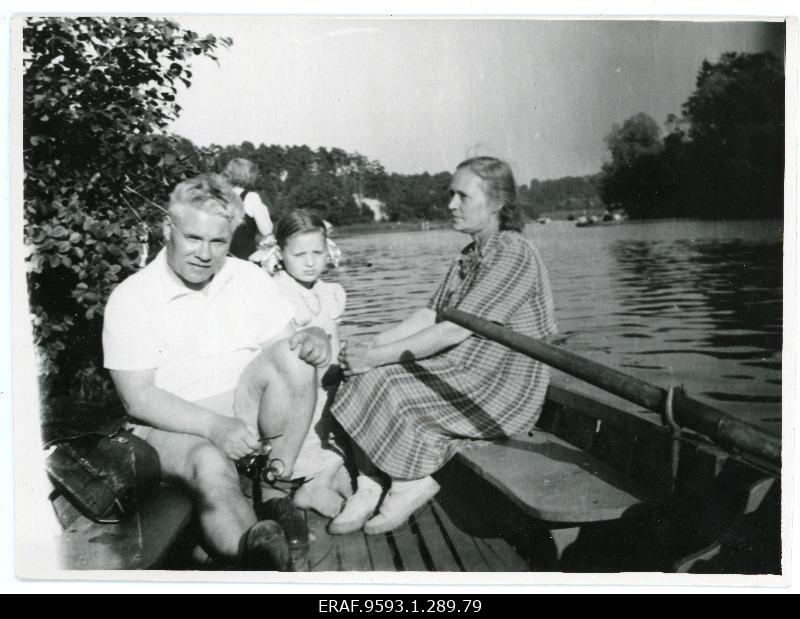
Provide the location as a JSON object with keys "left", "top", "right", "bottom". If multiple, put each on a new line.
{"left": 109, "top": 368, "right": 261, "bottom": 460}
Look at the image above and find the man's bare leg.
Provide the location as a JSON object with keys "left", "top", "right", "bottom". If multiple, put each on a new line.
{"left": 143, "top": 428, "right": 255, "bottom": 560}
{"left": 234, "top": 338, "right": 317, "bottom": 484}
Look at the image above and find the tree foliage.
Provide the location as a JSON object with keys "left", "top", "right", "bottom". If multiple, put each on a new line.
{"left": 520, "top": 175, "right": 603, "bottom": 216}
{"left": 23, "top": 17, "right": 231, "bottom": 402}
{"left": 599, "top": 52, "right": 784, "bottom": 219}
{"left": 681, "top": 52, "right": 784, "bottom": 218}
{"left": 212, "top": 143, "right": 450, "bottom": 225}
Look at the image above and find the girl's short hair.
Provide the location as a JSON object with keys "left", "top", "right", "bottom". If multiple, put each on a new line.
{"left": 274, "top": 209, "right": 328, "bottom": 248}
{"left": 168, "top": 173, "right": 244, "bottom": 230}
{"left": 222, "top": 158, "right": 258, "bottom": 187}
{"left": 456, "top": 156, "right": 523, "bottom": 232}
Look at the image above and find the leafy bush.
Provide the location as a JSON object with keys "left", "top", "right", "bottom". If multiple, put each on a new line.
{"left": 23, "top": 17, "right": 231, "bottom": 409}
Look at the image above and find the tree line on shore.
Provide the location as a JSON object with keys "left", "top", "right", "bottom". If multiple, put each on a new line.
{"left": 22, "top": 17, "right": 784, "bottom": 409}
{"left": 599, "top": 52, "right": 784, "bottom": 220}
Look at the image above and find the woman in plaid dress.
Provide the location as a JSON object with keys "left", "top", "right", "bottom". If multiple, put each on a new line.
{"left": 329, "top": 157, "right": 557, "bottom": 535}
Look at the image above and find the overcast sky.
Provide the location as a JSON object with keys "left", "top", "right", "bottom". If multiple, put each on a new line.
{"left": 169, "top": 18, "right": 785, "bottom": 184}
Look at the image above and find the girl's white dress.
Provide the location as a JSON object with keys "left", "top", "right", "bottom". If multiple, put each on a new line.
{"left": 272, "top": 270, "right": 347, "bottom": 478}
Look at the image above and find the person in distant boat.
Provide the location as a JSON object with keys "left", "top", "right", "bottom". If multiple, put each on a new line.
{"left": 328, "top": 156, "right": 558, "bottom": 535}
{"left": 222, "top": 158, "right": 275, "bottom": 261}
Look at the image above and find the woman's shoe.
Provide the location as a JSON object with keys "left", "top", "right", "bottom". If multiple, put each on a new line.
{"left": 363, "top": 476, "right": 440, "bottom": 535}
{"left": 328, "top": 477, "right": 383, "bottom": 535}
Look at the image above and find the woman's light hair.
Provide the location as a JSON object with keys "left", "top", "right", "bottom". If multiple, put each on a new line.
{"left": 222, "top": 157, "right": 258, "bottom": 187}
{"left": 456, "top": 156, "right": 523, "bottom": 232}
{"left": 167, "top": 173, "right": 244, "bottom": 231}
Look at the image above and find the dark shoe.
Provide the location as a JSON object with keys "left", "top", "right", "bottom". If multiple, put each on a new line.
{"left": 239, "top": 519, "right": 289, "bottom": 571}
{"left": 256, "top": 496, "right": 309, "bottom": 571}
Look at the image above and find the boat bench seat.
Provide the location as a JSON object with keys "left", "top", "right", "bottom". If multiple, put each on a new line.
{"left": 53, "top": 483, "right": 194, "bottom": 570}
{"left": 456, "top": 429, "right": 648, "bottom": 524}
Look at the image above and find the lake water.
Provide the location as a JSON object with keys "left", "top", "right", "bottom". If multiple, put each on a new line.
{"left": 326, "top": 219, "right": 783, "bottom": 433}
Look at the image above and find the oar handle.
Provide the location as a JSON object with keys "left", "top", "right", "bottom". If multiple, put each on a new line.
{"left": 441, "top": 308, "right": 781, "bottom": 468}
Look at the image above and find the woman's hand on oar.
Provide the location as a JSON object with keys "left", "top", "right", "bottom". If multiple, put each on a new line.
{"left": 340, "top": 340, "right": 380, "bottom": 378}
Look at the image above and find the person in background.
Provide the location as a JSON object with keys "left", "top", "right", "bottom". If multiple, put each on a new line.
{"left": 323, "top": 220, "right": 342, "bottom": 268}
{"left": 328, "top": 157, "right": 557, "bottom": 535}
{"left": 222, "top": 158, "right": 275, "bottom": 261}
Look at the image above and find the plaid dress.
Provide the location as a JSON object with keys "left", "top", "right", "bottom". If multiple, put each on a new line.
{"left": 331, "top": 230, "right": 557, "bottom": 479}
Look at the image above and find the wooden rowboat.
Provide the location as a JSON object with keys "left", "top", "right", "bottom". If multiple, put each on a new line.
{"left": 53, "top": 312, "right": 781, "bottom": 574}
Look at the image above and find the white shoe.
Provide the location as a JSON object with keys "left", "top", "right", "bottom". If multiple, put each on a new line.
{"left": 328, "top": 476, "right": 383, "bottom": 535}
{"left": 363, "top": 477, "right": 440, "bottom": 535}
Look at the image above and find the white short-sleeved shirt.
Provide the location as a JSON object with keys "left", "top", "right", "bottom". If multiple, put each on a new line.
{"left": 102, "top": 249, "right": 294, "bottom": 402}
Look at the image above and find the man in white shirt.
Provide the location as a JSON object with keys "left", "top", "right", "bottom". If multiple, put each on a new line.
{"left": 102, "top": 174, "right": 330, "bottom": 569}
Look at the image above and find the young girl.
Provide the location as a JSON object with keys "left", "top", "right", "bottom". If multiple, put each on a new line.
{"left": 265, "top": 210, "right": 352, "bottom": 517}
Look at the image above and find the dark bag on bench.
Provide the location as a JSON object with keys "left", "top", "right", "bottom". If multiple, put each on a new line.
{"left": 45, "top": 422, "right": 161, "bottom": 524}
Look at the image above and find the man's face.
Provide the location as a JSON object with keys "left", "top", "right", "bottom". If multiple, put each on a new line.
{"left": 165, "top": 206, "right": 233, "bottom": 290}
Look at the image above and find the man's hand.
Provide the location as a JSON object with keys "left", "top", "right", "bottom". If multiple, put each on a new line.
{"left": 289, "top": 327, "right": 331, "bottom": 367}
{"left": 206, "top": 416, "right": 262, "bottom": 461}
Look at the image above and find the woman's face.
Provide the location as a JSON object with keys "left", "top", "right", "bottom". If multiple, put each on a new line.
{"left": 448, "top": 168, "right": 501, "bottom": 239}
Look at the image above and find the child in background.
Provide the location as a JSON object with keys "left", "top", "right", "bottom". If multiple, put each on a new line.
{"left": 248, "top": 210, "right": 352, "bottom": 517}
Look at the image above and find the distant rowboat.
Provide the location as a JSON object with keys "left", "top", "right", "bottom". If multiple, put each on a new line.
{"left": 576, "top": 212, "right": 628, "bottom": 227}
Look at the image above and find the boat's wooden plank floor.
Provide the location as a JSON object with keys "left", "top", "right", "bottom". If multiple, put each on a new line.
{"left": 301, "top": 498, "right": 529, "bottom": 572}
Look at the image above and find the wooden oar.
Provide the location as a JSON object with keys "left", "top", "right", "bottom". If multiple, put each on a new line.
{"left": 442, "top": 308, "right": 781, "bottom": 470}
